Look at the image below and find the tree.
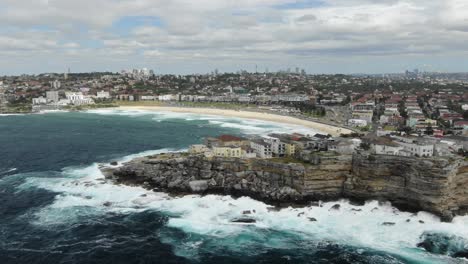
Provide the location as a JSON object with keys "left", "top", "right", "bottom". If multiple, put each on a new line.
{"left": 360, "top": 142, "right": 371, "bottom": 150}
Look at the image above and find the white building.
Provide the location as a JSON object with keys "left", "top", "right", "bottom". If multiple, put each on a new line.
{"left": 263, "top": 135, "right": 285, "bottom": 156}
{"left": 46, "top": 91, "right": 59, "bottom": 103}
{"left": 189, "top": 144, "right": 210, "bottom": 154}
{"left": 158, "top": 94, "right": 179, "bottom": 101}
{"left": 140, "top": 95, "right": 156, "bottom": 101}
{"left": 65, "top": 92, "right": 94, "bottom": 105}
{"left": 32, "top": 96, "right": 47, "bottom": 105}
{"left": 348, "top": 119, "right": 368, "bottom": 127}
{"left": 96, "top": 90, "right": 111, "bottom": 99}
{"left": 370, "top": 138, "right": 404, "bottom": 155}
{"left": 250, "top": 139, "right": 272, "bottom": 159}
{"left": 51, "top": 80, "right": 61, "bottom": 89}
{"left": 392, "top": 136, "right": 434, "bottom": 157}
{"left": 352, "top": 110, "right": 373, "bottom": 123}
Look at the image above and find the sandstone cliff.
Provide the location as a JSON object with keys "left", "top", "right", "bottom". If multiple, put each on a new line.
{"left": 345, "top": 153, "right": 468, "bottom": 221}
{"left": 102, "top": 152, "right": 468, "bottom": 222}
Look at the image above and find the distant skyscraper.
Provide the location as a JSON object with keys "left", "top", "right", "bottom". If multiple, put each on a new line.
{"left": 51, "top": 79, "right": 61, "bottom": 89}
{"left": 64, "top": 67, "right": 70, "bottom": 80}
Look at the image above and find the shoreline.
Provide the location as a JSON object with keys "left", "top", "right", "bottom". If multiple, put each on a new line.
{"left": 117, "top": 105, "right": 353, "bottom": 136}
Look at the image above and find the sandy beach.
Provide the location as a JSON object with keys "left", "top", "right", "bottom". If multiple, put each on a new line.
{"left": 118, "top": 105, "right": 353, "bottom": 136}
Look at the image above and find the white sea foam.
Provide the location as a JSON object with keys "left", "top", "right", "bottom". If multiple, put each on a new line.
{"left": 17, "top": 147, "right": 468, "bottom": 263}
{"left": 36, "top": 110, "right": 68, "bottom": 114}
{"left": 0, "top": 168, "right": 17, "bottom": 175}
{"left": 0, "top": 113, "right": 26, "bottom": 116}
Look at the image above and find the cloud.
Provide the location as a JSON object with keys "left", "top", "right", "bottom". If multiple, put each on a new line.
{"left": 1, "top": 0, "right": 468, "bottom": 74}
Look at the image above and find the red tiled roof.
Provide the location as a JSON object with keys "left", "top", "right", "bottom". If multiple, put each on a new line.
{"left": 217, "top": 135, "right": 244, "bottom": 142}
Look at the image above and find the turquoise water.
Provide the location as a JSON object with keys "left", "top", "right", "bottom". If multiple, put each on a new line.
{"left": 0, "top": 109, "right": 466, "bottom": 264}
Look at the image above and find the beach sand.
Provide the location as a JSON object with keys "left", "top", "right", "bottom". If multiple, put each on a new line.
{"left": 118, "top": 106, "right": 353, "bottom": 136}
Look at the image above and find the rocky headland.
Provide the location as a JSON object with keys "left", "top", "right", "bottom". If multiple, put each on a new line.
{"left": 101, "top": 152, "right": 468, "bottom": 222}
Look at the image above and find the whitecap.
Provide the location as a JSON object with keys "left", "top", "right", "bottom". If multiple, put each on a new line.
{"left": 14, "top": 144, "right": 468, "bottom": 263}
{"left": 0, "top": 168, "right": 17, "bottom": 175}
{"left": 84, "top": 109, "right": 319, "bottom": 136}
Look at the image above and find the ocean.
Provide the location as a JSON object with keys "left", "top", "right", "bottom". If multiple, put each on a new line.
{"left": 0, "top": 109, "right": 467, "bottom": 264}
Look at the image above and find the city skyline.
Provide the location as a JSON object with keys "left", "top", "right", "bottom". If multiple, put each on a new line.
{"left": 1, "top": 0, "right": 468, "bottom": 75}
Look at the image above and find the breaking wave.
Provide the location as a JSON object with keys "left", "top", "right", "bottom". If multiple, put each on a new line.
{"left": 86, "top": 109, "right": 317, "bottom": 136}
{"left": 15, "top": 149, "right": 468, "bottom": 263}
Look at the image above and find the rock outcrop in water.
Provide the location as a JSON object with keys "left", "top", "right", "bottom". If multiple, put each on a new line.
{"left": 417, "top": 232, "right": 468, "bottom": 258}
{"left": 102, "top": 152, "right": 468, "bottom": 222}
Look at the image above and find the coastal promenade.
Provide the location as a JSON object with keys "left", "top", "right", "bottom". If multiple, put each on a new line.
{"left": 118, "top": 105, "right": 354, "bottom": 137}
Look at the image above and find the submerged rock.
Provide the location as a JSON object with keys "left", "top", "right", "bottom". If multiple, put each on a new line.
{"left": 231, "top": 218, "right": 256, "bottom": 224}
{"left": 382, "top": 222, "right": 395, "bottom": 226}
{"left": 329, "top": 204, "right": 341, "bottom": 211}
{"left": 103, "top": 201, "right": 112, "bottom": 207}
{"left": 417, "top": 232, "right": 468, "bottom": 259}
{"left": 308, "top": 217, "right": 317, "bottom": 222}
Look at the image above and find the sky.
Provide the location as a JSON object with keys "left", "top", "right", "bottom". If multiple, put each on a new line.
{"left": 1, "top": 0, "right": 468, "bottom": 75}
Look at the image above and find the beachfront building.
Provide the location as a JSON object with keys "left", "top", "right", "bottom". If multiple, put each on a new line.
{"left": 205, "top": 135, "right": 249, "bottom": 148}
{"left": 32, "top": 96, "right": 47, "bottom": 105}
{"left": 328, "top": 138, "right": 359, "bottom": 155}
{"left": 250, "top": 139, "right": 273, "bottom": 159}
{"left": 46, "top": 91, "right": 59, "bottom": 103}
{"left": 140, "top": 95, "right": 156, "bottom": 101}
{"left": 158, "top": 94, "right": 179, "bottom": 101}
{"left": 347, "top": 119, "right": 368, "bottom": 127}
{"left": 392, "top": 136, "right": 435, "bottom": 157}
{"left": 369, "top": 137, "right": 404, "bottom": 155}
{"left": 189, "top": 144, "right": 210, "bottom": 154}
{"left": 352, "top": 110, "right": 373, "bottom": 123}
{"left": 241, "top": 147, "right": 257, "bottom": 159}
{"left": 265, "top": 134, "right": 296, "bottom": 157}
{"left": 97, "top": 90, "right": 111, "bottom": 99}
{"left": 65, "top": 92, "right": 94, "bottom": 105}
{"left": 213, "top": 146, "right": 242, "bottom": 158}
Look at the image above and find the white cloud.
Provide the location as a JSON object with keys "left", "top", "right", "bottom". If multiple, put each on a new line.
{"left": 1, "top": 0, "right": 468, "bottom": 74}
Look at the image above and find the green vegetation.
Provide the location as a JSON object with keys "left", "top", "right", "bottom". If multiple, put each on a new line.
{"left": 5, "top": 97, "right": 32, "bottom": 113}
{"left": 291, "top": 102, "right": 326, "bottom": 117}
{"left": 359, "top": 125, "right": 372, "bottom": 132}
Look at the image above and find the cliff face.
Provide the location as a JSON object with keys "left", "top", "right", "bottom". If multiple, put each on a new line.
{"left": 346, "top": 153, "right": 468, "bottom": 221}
{"left": 103, "top": 152, "right": 468, "bottom": 221}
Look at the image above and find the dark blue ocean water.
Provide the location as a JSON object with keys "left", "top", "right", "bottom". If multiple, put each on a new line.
{"left": 0, "top": 110, "right": 466, "bottom": 264}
